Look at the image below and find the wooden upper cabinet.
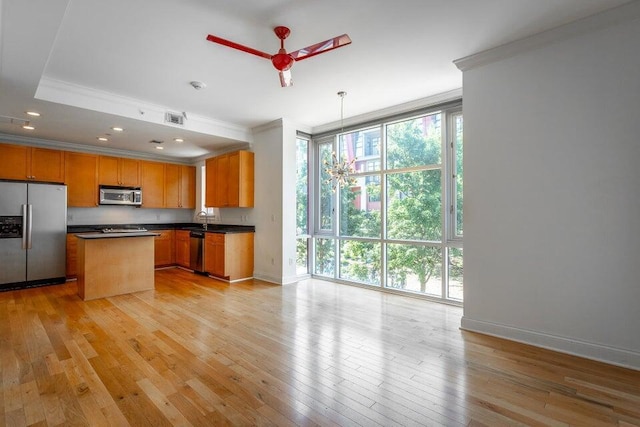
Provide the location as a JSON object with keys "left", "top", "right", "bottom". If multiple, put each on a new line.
{"left": 0, "top": 143, "right": 64, "bottom": 182}
{"left": 140, "top": 160, "right": 165, "bottom": 208}
{"left": 205, "top": 150, "right": 254, "bottom": 208}
{"left": 99, "top": 156, "right": 140, "bottom": 187}
{"left": 164, "top": 164, "right": 180, "bottom": 208}
{"left": 229, "top": 150, "right": 254, "bottom": 207}
{"left": 65, "top": 152, "right": 98, "bottom": 207}
{"left": 180, "top": 165, "right": 196, "bottom": 209}
{"left": 164, "top": 164, "right": 195, "bottom": 209}
{"left": 30, "top": 147, "right": 65, "bottom": 182}
{"left": 204, "top": 156, "right": 218, "bottom": 207}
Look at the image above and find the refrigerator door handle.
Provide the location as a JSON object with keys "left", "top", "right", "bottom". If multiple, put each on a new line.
{"left": 21, "top": 204, "right": 28, "bottom": 249}
{"left": 26, "top": 204, "right": 33, "bottom": 249}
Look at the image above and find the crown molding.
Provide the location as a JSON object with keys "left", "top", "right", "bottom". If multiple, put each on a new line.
{"left": 0, "top": 132, "right": 194, "bottom": 164}
{"left": 34, "top": 77, "right": 252, "bottom": 143}
{"left": 454, "top": 1, "right": 640, "bottom": 71}
{"left": 311, "top": 88, "right": 462, "bottom": 135}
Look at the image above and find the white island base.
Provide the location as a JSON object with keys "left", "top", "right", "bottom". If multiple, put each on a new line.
{"left": 76, "top": 233, "right": 157, "bottom": 301}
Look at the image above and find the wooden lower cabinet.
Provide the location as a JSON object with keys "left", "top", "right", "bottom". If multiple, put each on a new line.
{"left": 175, "top": 230, "right": 190, "bottom": 268}
{"left": 66, "top": 234, "right": 79, "bottom": 278}
{"left": 204, "top": 232, "right": 253, "bottom": 281}
{"left": 154, "top": 230, "right": 175, "bottom": 267}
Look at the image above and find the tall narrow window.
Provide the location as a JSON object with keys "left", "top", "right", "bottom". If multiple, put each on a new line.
{"left": 296, "top": 136, "right": 310, "bottom": 275}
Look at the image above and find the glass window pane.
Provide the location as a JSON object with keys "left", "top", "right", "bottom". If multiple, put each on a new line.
{"left": 386, "top": 244, "right": 442, "bottom": 296}
{"left": 314, "top": 238, "right": 335, "bottom": 276}
{"left": 448, "top": 247, "right": 463, "bottom": 301}
{"left": 387, "top": 170, "right": 442, "bottom": 241}
{"left": 339, "top": 240, "right": 380, "bottom": 286}
{"left": 339, "top": 175, "right": 381, "bottom": 238}
{"left": 386, "top": 113, "right": 442, "bottom": 170}
{"left": 296, "top": 238, "right": 309, "bottom": 275}
{"left": 455, "top": 114, "right": 463, "bottom": 236}
{"left": 319, "top": 143, "right": 334, "bottom": 231}
{"left": 339, "top": 127, "right": 381, "bottom": 173}
{"left": 296, "top": 138, "right": 308, "bottom": 235}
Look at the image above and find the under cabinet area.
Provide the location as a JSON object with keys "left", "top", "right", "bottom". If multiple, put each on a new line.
{"left": 204, "top": 232, "right": 254, "bottom": 281}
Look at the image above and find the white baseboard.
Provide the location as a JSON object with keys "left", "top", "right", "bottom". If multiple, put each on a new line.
{"left": 253, "top": 273, "right": 284, "bottom": 285}
{"left": 461, "top": 317, "right": 640, "bottom": 371}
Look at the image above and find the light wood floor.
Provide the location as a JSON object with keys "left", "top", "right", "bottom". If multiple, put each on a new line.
{"left": 1, "top": 268, "right": 639, "bottom": 426}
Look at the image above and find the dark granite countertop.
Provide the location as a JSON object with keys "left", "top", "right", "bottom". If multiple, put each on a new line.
{"left": 68, "top": 223, "right": 255, "bottom": 234}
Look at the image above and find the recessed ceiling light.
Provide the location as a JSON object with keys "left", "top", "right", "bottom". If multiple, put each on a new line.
{"left": 111, "top": 127, "right": 124, "bottom": 132}
{"left": 97, "top": 137, "right": 108, "bottom": 141}
{"left": 26, "top": 111, "right": 40, "bottom": 117}
{"left": 23, "top": 125, "right": 35, "bottom": 130}
{"left": 174, "top": 138, "right": 184, "bottom": 143}
{"left": 156, "top": 146, "right": 164, "bottom": 150}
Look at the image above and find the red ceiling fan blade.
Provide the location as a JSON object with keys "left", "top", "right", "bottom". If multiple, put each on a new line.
{"left": 206, "top": 34, "right": 272, "bottom": 60}
{"left": 290, "top": 34, "right": 352, "bottom": 61}
{"left": 279, "top": 69, "right": 293, "bottom": 87}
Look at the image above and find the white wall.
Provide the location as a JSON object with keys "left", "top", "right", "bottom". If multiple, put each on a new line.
{"left": 249, "top": 119, "right": 301, "bottom": 284}
{"left": 460, "top": 13, "right": 640, "bottom": 368}
{"left": 252, "top": 121, "right": 285, "bottom": 283}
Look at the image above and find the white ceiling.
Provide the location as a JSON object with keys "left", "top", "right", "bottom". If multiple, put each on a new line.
{"left": 0, "top": 0, "right": 633, "bottom": 160}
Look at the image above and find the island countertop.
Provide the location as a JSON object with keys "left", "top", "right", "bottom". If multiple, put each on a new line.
{"left": 68, "top": 223, "right": 255, "bottom": 234}
{"left": 75, "top": 232, "right": 160, "bottom": 239}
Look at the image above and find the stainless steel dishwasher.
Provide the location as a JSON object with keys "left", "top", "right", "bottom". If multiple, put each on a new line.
{"left": 189, "top": 231, "right": 205, "bottom": 273}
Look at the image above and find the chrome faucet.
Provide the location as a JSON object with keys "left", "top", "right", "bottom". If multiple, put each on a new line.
{"left": 194, "top": 211, "right": 209, "bottom": 230}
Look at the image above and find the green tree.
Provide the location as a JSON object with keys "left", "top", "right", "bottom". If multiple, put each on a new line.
{"left": 385, "top": 116, "right": 442, "bottom": 292}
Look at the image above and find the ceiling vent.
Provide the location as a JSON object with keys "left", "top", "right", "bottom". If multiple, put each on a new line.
{"left": 0, "top": 115, "right": 29, "bottom": 126}
{"left": 149, "top": 139, "right": 164, "bottom": 145}
{"left": 164, "top": 112, "right": 184, "bottom": 126}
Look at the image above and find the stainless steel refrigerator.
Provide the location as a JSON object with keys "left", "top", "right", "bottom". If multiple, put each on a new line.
{"left": 0, "top": 182, "right": 67, "bottom": 290}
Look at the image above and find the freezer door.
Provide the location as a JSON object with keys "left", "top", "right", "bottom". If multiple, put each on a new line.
{"left": 26, "top": 184, "right": 67, "bottom": 281}
{"left": 0, "top": 182, "right": 28, "bottom": 285}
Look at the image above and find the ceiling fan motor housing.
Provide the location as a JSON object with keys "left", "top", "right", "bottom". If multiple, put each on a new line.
{"left": 272, "top": 50, "right": 294, "bottom": 71}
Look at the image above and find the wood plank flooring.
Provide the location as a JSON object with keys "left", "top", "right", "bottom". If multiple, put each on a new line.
{"left": 1, "top": 268, "right": 639, "bottom": 426}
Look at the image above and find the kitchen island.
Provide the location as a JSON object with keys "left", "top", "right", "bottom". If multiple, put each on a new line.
{"left": 75, "top": 232, "right": 159, "bottom": 301}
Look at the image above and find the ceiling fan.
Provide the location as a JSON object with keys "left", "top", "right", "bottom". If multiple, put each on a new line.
{"left": 206, "top": 26, "right": 351, "bottom": 87}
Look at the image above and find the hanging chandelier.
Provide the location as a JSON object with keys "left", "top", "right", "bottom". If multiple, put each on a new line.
{"left": 324, "top": 91, "right": 356, "bottom": 191}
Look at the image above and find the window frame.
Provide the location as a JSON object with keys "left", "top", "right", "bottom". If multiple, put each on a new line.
{"left": 310, "top": 100, "right": 463, "bottom": 304}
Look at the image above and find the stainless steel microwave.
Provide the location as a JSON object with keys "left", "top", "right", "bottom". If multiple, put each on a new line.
{"left": 99, "top": 186, "right": 142, "bottom": 206}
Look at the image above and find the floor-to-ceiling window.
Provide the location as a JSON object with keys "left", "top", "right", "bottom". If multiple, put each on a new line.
{"left": 295, "top": 135, "right": 311, "bottom": 275}
{"left": 311, "top": 102, "right": 463, "bottom": 303}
